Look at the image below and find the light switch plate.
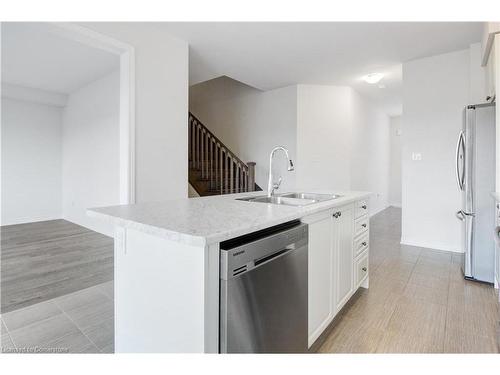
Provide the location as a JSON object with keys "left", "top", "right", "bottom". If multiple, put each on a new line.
{"left": 412, "top": 152, "right": 422, "bottom": 161}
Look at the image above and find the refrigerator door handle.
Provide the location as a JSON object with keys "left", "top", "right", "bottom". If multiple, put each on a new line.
{"left": 456, "top": 210, "right": 475, "bottom": 221}
{"left": 455, "top": 131, "right": 465, "bottom": 191}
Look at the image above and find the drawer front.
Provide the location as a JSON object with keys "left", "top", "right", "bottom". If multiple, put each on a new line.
{"left": 355, "top": 200, "right": 369, "bottom": 218}
{"left": 354, "top": 216, "right": 369, "bottom": 237}
{"left": 355, "top": 250, "right": 369, "bottom": 286}
{"left": 354, "top": 233, "right": 369, "bottom": 258}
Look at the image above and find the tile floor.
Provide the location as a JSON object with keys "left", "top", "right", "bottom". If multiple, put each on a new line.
{"left": 318, "top": 207, "right": 500, "bottom": 353}
{"left": 1, "top": 281, "right": 114, "bottom": 353}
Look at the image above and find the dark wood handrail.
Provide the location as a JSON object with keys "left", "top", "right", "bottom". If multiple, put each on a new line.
{"left": 188, "top": 112, "right": 256, "bottom": 195}
{"left": 189, "top": 112, "right": 250, "bottom": 168}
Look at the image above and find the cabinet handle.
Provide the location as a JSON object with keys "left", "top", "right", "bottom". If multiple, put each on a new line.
{"left": 362, "top": 242, "right": 367, "bottom": 246}
{"left": 361, "top": 224, "right": 367, "bottom": 228}
{"left": 338, "top": 212, "right": 342, "bottom": 217}
{"left": 361, "top": 205, "right": 367, "bottom": 209}
{"left": 362, "top": 267, "right": 367, "bottom": 272}
{"left": 333, "top": 211, "right": 341, "bottom": 218}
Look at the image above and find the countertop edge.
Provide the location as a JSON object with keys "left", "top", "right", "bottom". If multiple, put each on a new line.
{"left": 87, "top": 210, "right": 208, "bottom": 247}
{"left": 87, "top": 191, "right": 372, "bottom": 246}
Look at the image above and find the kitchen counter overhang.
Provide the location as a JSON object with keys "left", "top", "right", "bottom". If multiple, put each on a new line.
{"left": 88, "top": 190, "right": 371, "bottom": 247}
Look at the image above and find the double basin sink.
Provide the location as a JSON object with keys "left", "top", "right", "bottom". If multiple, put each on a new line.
{"left": 237, "top": 192, "right": 342, "bottom": 207}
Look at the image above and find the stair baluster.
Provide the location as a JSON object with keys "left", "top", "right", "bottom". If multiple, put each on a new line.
{"left": 188, "top": 112, "right": 258, "bottom": 196}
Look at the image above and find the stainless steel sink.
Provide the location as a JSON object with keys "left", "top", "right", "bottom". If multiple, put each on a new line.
{"left": 279, "top": 192, "right": 342, "bottom": 201}
{"left": 236, "top": 192, "right": 342, "bottom": 206}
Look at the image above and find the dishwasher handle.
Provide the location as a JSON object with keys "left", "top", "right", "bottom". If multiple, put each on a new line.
{"left": 226, "top": 244, "right": 301, "bottom": 279}
{"left": 220, "top": 222, "right": 308, "bottom": 281}
{"left": 254, "top": 244, "right": 295, "bottom": 267}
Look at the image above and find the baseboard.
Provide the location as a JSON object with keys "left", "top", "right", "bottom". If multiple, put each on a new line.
{"left": 369, "top": 205, "right": 389, "bottom": 218}
{"left": 400, "top": 237, "right": 461, "bottom": 253}
{"left": 0, "top": 214, "right": 62, "bottom": 226}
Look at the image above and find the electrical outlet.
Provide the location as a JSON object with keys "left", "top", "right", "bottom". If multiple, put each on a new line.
{"left": 412, "top": 152, "right": 422, "bottom": 161}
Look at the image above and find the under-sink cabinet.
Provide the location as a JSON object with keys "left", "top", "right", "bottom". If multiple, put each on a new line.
{"left": 302, "top": 199, "right": 370, "bottom": 348}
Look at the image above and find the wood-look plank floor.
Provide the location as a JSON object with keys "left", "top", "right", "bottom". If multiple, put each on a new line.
{"left": 2, "top": 209, "right": 498, "bottom": 353}
{"left": 318, "top": 207, "right": 500, "bottom": 353}
{"left": 1, "top": 220, "right": 113, "bottom": 313}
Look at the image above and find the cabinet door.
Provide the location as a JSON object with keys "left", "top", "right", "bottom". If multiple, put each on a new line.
{"left": 307, "top": 214, "right": 333, "bottom": 347}
{"left": 333, "top": 204, "right": 354, "bottom": 312}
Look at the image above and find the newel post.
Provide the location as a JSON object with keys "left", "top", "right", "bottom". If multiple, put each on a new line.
{"left": 247, "top": 162, "right": 256, "bottom": 192}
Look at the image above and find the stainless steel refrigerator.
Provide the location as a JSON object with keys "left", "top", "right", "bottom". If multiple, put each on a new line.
{"left": 455, "top": 102, "right": 496, "bottom": 283}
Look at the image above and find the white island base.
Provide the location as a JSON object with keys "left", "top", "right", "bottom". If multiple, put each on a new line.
{"left": 114, "top": 227, "right": 220, "bottom": 352}
{"left": 90, "top": 190, "right": 371, "bottom": 353}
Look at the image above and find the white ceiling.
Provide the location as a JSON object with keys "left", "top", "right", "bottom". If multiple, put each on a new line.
{"left": 163, "top": 22, "right": 483, "bottom": 116}
{"left": 1, "top": 23, "right": 119, "bottom": 94}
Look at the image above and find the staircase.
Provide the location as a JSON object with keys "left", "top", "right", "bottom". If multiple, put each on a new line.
{"left": 188, "top": 112, "right": 260, "bottom": 196}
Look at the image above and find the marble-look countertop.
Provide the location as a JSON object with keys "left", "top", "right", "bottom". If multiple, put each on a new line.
{"left": 88, "top": 190, "right": 371, "bottom": 246}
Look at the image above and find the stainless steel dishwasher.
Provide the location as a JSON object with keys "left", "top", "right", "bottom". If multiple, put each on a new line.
{"left": 219, "top": 220, "right": 308, "bottom": 353}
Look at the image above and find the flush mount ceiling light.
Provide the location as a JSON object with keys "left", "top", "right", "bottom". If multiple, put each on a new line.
{"left": 362, "top": 73, "right": 384, "bottom": 84}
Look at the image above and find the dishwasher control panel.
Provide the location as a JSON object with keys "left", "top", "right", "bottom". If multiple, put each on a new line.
{"left": 220, "top": 220, "right": 307, "bottom": 280}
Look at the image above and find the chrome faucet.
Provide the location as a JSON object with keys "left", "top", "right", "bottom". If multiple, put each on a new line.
{"left": 267, "top": 146, "right": 294, "bottom": 197}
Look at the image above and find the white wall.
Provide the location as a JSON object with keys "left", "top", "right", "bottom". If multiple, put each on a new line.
{"left": 1, "top": 83, "right": 67, "bottom": 107}
{"left": 402, "top": 49, "right": 470, "bottom": 252}
{"left": 190, "top": 77, "right": 297, "bottom": 191}
{"left": 2, "top": 23, "right": 189, "bottom": 232}
{"left": 469, "top": 42, "right": 487, "bottom": 104}
{"left": 2, "top": 74, "right": 121, "bottom": 234}
{"left": 61, "top": 71, "right": 120, "bottom": 235}
{"left": 296, "top": 85, "right": 352, "bottom": 191}
{"left": 81, "top": 23, "right": 189, "bottom": 203}
{"left": 296, "top": 85, "right": 390, "bottom": 215}
{"left": 388, "top": 116, "right": 402, "bottom": 207}
{"left": 191, "top": 79, "right": 391, "bottom": 212}
{"left": 1, "top": 98, "right": 62, "bottom": 225}
{"left": 350, "top": 89, "right": 390, "bottom": 216}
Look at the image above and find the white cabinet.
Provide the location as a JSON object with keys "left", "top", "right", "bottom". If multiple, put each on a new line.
{"left": 304, "top": 209, "right": 334, "bottom": 346}
{"left": 355, "top": 250, "right": 369, "bottom": 288}
{"left": 354, "top": 199, "right": 369, "bottom": 219}
{"left": 333, "top": 205, "right": 355, "bottom": 312}
{"left": 304, "top": 200, "right": 369, "bottom": 348}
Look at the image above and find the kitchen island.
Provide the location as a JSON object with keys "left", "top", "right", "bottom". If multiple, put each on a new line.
{"left": 88, "top": 190, "right": 371, "bottom": 353}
